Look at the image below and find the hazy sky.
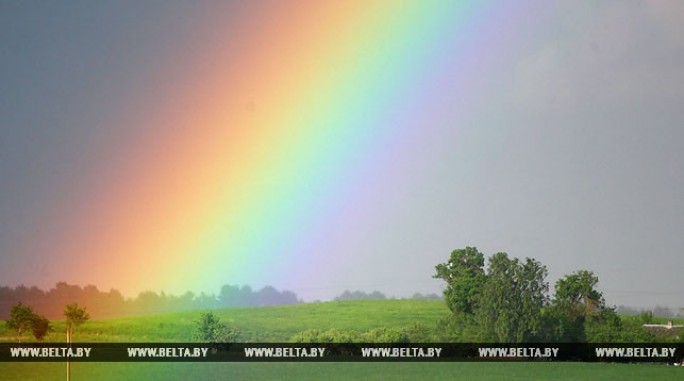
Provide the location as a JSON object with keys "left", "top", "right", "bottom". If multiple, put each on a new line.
{"left": 1, "top": 1, "right": 682, "bottom": 307}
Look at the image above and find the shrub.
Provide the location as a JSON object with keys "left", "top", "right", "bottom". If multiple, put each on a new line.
{"left": 31, "top": 315, "right": 51, "bottom": 341}
{"left": 402, "top": 322, "right": 437, "bottom": 342}
{"left": 193, "top": 312, "right": 239, "bottom": 343}
{"left": 290, "top": 329, "right": 326, "bottom": 343}
{"left": 290, "top": 329, "right": 360, "bottom": 343}
{"left": 361, "top": 328, "right": 409, "bottom": 343}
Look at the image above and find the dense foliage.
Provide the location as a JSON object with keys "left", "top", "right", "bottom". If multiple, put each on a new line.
{"left": 434, "top": 246, "right": 657, "bottom": 343}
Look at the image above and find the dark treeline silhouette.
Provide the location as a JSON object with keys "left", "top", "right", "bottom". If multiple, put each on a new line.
{"left": 408, "top": 292, "right": 442, "bottom": 301}
{"left": 333, "top": 290, "right": 442, "bottom": 301}
{"left": 0, "top": 282, "right": 301, "bottom": 320}
{"left": 616, "top": 305, "right": 682, "bottom": 318}
{"left": 334, "top": 290, "right": 387, "bottom": 301}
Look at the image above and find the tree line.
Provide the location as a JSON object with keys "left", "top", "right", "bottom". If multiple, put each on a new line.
{"left": 333, "top": 290, "right": 441, "bottom": 301}
{"left": 0, "top": 283, "right": 300, "bottom": 320}
{"left": 433, "top": 247, "right": 655, "bottom": 343}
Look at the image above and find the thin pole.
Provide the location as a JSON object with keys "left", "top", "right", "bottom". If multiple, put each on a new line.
{"left": 66, "top": 327, "right": 71, "bottom": 381}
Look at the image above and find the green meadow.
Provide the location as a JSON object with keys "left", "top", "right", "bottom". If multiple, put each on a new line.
{"left": 2, "top": 300, "right": 449, "bottom": 343}
{"left": 2, "top": 300, "right": 682, "bottom": 380}
{"left": 5, "top": 362, "right": 683, "bottom": 381}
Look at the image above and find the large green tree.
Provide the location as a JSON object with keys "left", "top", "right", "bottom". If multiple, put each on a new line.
{"left": 433, "top": 247, "right": 486, "bottom": 315}
{"left": 476, "top": 253, "right": 548, "bottom": 342}
{"left": 517, "top": 257, "right": 549, "bottom": 340}
{"left": 553, "top": 270, "right": 604, "bottom": 317}
{"left": 550, "top": 270, "right": 653, "bottom": 342}
{"left": 434, "top": 248, "right": 549, "bottom": 342}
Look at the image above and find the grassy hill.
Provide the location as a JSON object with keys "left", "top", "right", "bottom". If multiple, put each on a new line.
{"left": 4, "top": 299, "right": 680, "bottom": 343}
{"left": 2, "top": 299, "right": 450, "bottom": 343}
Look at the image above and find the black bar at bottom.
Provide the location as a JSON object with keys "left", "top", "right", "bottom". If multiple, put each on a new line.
{"left": 1, "top": 343, "right": 682, "bottom": 362}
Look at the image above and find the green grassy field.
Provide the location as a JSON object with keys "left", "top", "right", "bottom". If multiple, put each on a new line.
{"left": 2, "top": 300, "right": 682, "bottom": 380}
{"left": 2, "top": 299, "right": 450, "bottom": 343}
{"left": 4, "top": 362, "right": 684, "bottom": 381}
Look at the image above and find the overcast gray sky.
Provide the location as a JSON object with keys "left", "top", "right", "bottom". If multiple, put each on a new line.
{"left": 1, "top": 1, "right": 682, "bottom": 308}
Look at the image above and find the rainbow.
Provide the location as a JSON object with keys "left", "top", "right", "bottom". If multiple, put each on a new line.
{"left": 27, "top": 1, "right": 546, "bottom": 298}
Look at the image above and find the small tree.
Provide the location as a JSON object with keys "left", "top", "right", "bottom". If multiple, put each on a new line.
{"left": 31, "top": 315, "right": 51, "bottom": 341}
{"left": 6, "top": 302, "right": 36, "bottom": 342}
{"left": 63, "top": 303, "right": 89, "bottom": 381}
{"left": 64, "top": 303, "right": 90, "bottom": 343}
{"left": 193, "top": 312, "right": 239, "bottom": 343}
